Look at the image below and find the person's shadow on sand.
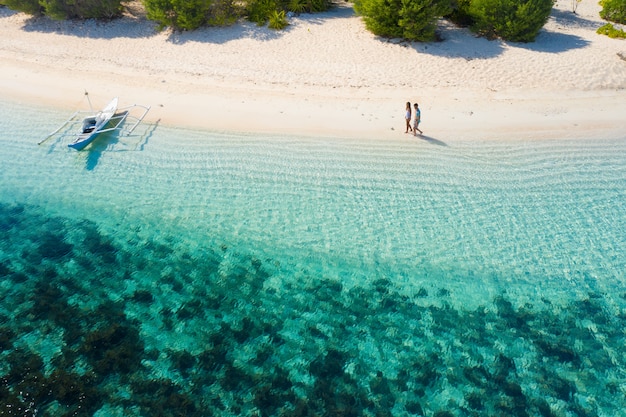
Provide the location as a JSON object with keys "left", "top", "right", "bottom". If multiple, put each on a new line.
{"left": 415, "top": 135, "right": 447, "bottom": 147}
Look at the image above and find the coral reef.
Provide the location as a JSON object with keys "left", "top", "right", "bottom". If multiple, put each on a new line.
{"left": 1, "top": 202, "right": 625, "bottom": 416}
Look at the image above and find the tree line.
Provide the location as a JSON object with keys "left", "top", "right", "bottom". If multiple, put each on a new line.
{"left": 2, "top": 0, "right": 625, "bottom": 42}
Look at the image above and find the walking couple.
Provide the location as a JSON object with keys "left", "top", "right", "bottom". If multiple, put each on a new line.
{"left": 405, "top": 101, "right": 423, "bottom": 136}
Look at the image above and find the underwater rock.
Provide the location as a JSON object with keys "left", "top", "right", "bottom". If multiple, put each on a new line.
{"left": 6, "top": 348, "right": 44, "bottom": 385}
{"left": 548, "top": 375, "right": 576, "bottom": 401}
{"left": 131, "top": 289, "right": 154, "bottom": 303}
{"left": 232, "top": 316, "right": 259, "bottom": 343}
{"left": 536, "top": 398, "right": 557, "bottom": 417}
{"left": 85, "top": 233, "right": 118, "bottom": 265}
{"left": 81, "top": 322, "right": 144, "bottom": 375}
{"left": 575, "top": 297, "right": 608, "bottom": 325}
{"left": 463, "top": 365, "right": 490, "bottom": 388}
{"left": 0, "top": 386, "right": 31, "bottom": 417}
{"left": 0, "top": 261, "right": 11, "bottom": 277}
{"left": 30, "top": 280, "right": 82, "bottom": 332}
{"left": 197, "top": 334, "right": 229, "bottom": 372}
{"left": 437, "top": 288, "right": 450, "bottom": 297}
{"left": 370, "top": 371, "right": 391, "bottom": 397}
{"left": 222, "top": 362, "right": 255, "bottom": 391}
{"left": 464, "top": 391, "right": 484, "bottom": 410}
{"left": 37, "top": 231, "right": 74, "bottom": 260}
{"left": 494, "top": 296, "right": 533, "bottom": 331}
{"left": 534, "top": 337, "right": 579, "bottom": 364}
{"left": 417, "top": 287, "right": 429, "bottom": 297}
{"left": 252, "top": 370, "right": 295, "bottom": 416}
{"left": 411, "top": 355, "right": 440, "bottom": 388}
{"left": 373, "top": 278, "right": 392, "bottom": 295}
{"left": 370, "top": 371, "right": 394, "bottom": 410}
{"left": 406, "top": 401, "right": 424, "bottom": 415}
{"left": 493, "top": 353, "right": 516, "bottom": 380}
{"left": 48, "top": 369, "right": 99, "bottom": 409}
{"left": 130, "top": 378, "right": 200, "bottom": 417}
{"left": 0, "top": 203, "right": 24, "bottom": 233}
{"left": 169, "top": 350, "right": 196, "bottom": 377}
{"left": 0, "top": 326, "right": 15, "bottom": 351}
{"left": 310, "top": 349, "right": 346, "bottom": 379}
{"left": 176, "top": 299, "right": 204, "bottom": 320}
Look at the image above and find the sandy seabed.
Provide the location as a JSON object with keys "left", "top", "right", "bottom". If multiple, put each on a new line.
{"left": 1, "top": 0, "right": 625, "bottom": 141}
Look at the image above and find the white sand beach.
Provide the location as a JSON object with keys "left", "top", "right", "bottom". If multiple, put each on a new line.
{"left": 1, "top": 0, "right": 625, "bottom": 141}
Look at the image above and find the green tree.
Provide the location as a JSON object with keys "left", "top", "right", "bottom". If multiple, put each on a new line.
{"left": 288, "top": 0, "right": 332, "bottom": 13}
{"left": 469, "top": 0, "right": 554, "bottom": 42}
{"left": 1, "top": 0, "right": 43, "bottom": 15}
{"left": 207, "top": 0, "right": 239, "bottom": 25}
{"left": 46, "top": 0, "right": 122, "bottom": 19}
{"left": 355, "top": 0, "right": 452, "bottom": 41}
{"left": 268, "top": 9, "right": 289, "bottom": 29}
{"left": 354, "top": 0, "right": 404, "bottom": 38}
{"left": 2, "top": 0, "right": 122, "bottom": 18}
{"left": 399, "top": 0, "right": 454, "bottom": 40}
{"left": 246, "top": 0, "right": 278, "bottom": 25}
{"left": 446, "top": 0, "right": 473, "bottom": 26}
{"left": 600, "top": 0, "right": 626, "bottom": 24}
{"left": 143, "top": 0, "right": 212, "bottom": 30}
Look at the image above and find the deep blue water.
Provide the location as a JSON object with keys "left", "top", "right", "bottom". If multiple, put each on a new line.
{"left": 1, "top": 99, "right": 625, "bottom": 416}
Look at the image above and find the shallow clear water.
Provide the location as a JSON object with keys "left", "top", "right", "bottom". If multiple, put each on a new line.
{"left": 1, "top": 99, "right": 625, "bottom": 416}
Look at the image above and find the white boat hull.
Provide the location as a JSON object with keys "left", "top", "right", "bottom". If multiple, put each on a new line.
{"left": 68, "top": 97, "right": 118, "bottom": 150}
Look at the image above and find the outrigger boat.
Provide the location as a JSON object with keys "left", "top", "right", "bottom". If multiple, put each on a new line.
{"left": 39, "top": 94, "right": 151, "bottom": 150}
{"left": 69, "top": 97, "right": 119, "bottom": 150}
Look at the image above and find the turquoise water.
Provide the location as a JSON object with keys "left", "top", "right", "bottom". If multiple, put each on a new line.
{"left": 1, "top": 98, "right": 625, "bottom": 416}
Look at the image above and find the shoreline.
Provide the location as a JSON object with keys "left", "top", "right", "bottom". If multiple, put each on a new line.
{"left": 1, "top": 1, "right": 625, "bottom": 142}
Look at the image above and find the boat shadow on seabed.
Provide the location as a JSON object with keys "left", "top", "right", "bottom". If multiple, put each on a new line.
{"left": 83, "top": 118, "right": 160, "bottom": 171}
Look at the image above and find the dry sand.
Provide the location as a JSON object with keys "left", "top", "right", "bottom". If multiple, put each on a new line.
{"left": 1, "top": 0, "right": 625, "bottom": 141}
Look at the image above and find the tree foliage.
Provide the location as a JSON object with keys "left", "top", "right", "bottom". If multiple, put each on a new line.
{"left": 142, "top": 0, "right": 330, "bottom": 30}
{"left": 1, "top": 0, "right": 43, "bottom": 15}
{"left": 207, "top": 0, "right": 239, "bottom": 25}
{"left": 597, "top": 22, "right": 626, "bottom": 37}
{"left": 247, "top": 0, "right": 278, "bottom": 25}
{"left": 468, "top": 0, "right": 554, "bottom": 42}
{"left": 354, "top": 0, "right": 402, "bottom": 38}
{"left": 247, "top": 0, "right": 330, "bottom": 27}
{"left": 400, "top": 0, "right": 454, "bottom": 40}
{"left": 143, "top": 0, "right": 212, "bottom": 30}
{"left": 600, "top": 0, "right": 626, "bottom": 24}
{"left": 446, "top": 0, "right": 473, "bottom": 26}
{"left": 1, "top": 0, "right": 123, "bottom": 19}
{"left": 1, "top": 0, "right": 330, "bottom": 30}
{"left": 354, "top": 0, "right": 453, "bottom": 41}
{"left": 268, "top": 9, "right": 289, "bottom": 29}
{"left": 288, "top": 0, "right": 332, "bottom": 13}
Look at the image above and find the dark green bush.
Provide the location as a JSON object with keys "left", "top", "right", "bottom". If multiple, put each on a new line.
{"left": 246, "top": 0, "right": 277, "bottom": 25}
{"left": 287, "top": 0, "right": 331, "bottom": 13}
{"left": 400, "top": 0, "right": 454, "bottom": 41}
{"left": 354, "top": 0, "right": 404, "bottom": 38}
{"left": 268, "top": 9, "right": 289, "bottom": 29}
{"left": 288, "top": 0, "right": 309, "bottom": 13}
{"left": 42, "top": 0, "right": 123, "bottom": 19}
{"left": 144, "top": 0, "right": 212, "bottom": 30}
{"left": 2, "top": 0, "right": 43, "bottom": 15}
{"left": 468, "top": 0, "right": 554, "bottom": 42}
{"left": 597, "top": 22, "right": 626, "bottom": 37}
{"left": 206, "top": 0, "right": 239, "bottom": 25}
{"left": 2, "top": 0, "right": 122, "bottom": 19}
{"left": 446, "top": 0, "right": 473, "bottom": 26}
{"left": 600, "top": 0, "right": 626, "bottom": 24}
{"left": 354, "top": 0, "right": 453, "bottom": 41}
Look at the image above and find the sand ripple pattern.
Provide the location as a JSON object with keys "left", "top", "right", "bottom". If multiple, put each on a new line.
{"left": 2, "top": 103, "right": 626, "bottom": 416}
